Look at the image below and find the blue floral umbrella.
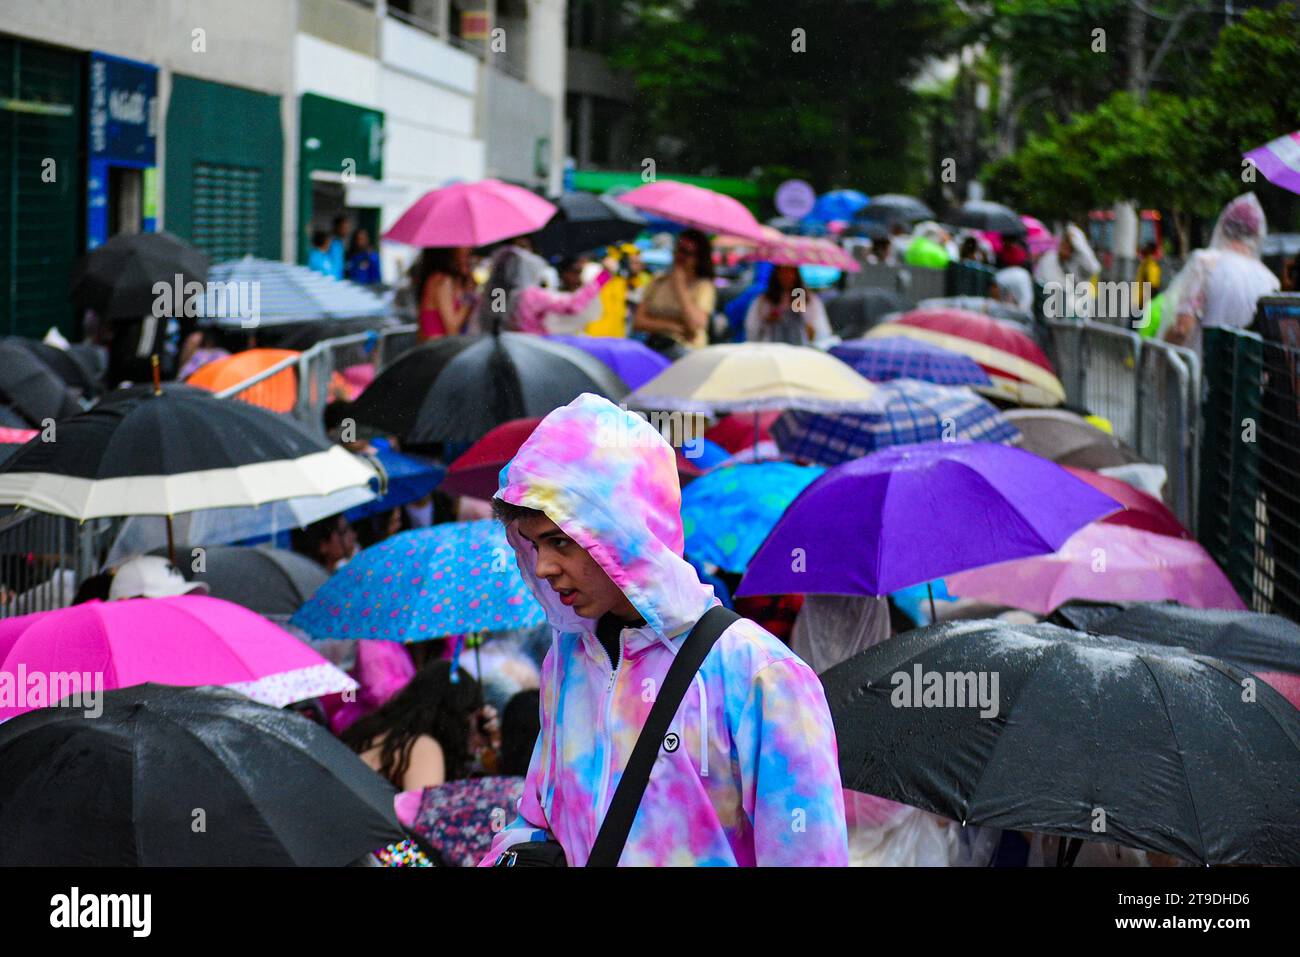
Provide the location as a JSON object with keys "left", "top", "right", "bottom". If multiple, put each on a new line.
{"left": 290, "top": 521, "right": 543, "bottom": 642}
{"left": 681, "top": 461, "right": 824, "bottom": 573}
{"left": 773, "top": 378, "right": 1020, "bottom": 467}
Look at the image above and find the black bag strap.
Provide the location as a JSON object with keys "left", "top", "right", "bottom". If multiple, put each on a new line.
{"left": 586, "top": 604, "right": 740, "bottom": 867}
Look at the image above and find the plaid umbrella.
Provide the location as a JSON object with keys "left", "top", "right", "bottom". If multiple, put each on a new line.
{"left": 830, "top": 338, "right": 992, "bottom": 387}
{"left": 772, "top": 379, "right": 1020, "bottom": 466}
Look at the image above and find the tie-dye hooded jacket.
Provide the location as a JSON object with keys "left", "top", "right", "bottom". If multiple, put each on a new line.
{"left": 480, "top": 393, "right": 848, "bottom": 866}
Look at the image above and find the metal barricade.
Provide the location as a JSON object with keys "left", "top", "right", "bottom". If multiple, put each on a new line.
{"left": 376, "top": 324, "right": 419, "bottom": 370}
{"left": 1137, "top": 340, "right": 1200, "bottom": 530}
{"left": 0, "top": 511, "right": 116, "bottom": 618}
{"left": 1079, "top": 323, "right": 1142, "bottom": 446}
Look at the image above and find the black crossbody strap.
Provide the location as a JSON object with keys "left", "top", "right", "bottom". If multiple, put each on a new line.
{"left": 586, "top": 604, "right": 740, "bottom": 867}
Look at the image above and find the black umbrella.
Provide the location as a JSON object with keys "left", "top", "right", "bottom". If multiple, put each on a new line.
{"left": 533, "top": 192, "right": 646, "bottom": 258}
{"left": 353, "top": 332, "right": 629, "bottom": 444}
{"left": 825, "top": 288, "right": 908, "bottom": 339}
{"left": 71, "top": 231, "right": 210, "bottom": 320}
{"left": 0, "top": 383, "right": 374, "bottom": 562}
{"left": 854, "top": 194, "right": 934, "bottom": 225}
{"left": 822, "top": 620, "right": 1300, "bottom": 866}
{"left": 0, "top": 341, "right": 82, "bottom": 426}
{"left": 0, "top": 683, "right": 404, "bottom": 865}
{"left": 1049, "top": 600, "right": 1300, "bottom": 677}
{"left": 5, "top": 337, "right": 103, "bottom": 399}
{"left": 0, "top": 404, "right": 34, "bottom": 429}
{"left": 155, "top": 543, "right": 330, "bottom": 619}
{"left": 946, "top": 200, "right": 1026, "bottom": 236}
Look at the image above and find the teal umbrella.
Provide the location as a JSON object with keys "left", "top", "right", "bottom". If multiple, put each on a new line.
{"left": 681, "top": 462, "right": 825, "bottom": 573}
{"left": 290, "top": 520, "right": 544, "bottom": 642}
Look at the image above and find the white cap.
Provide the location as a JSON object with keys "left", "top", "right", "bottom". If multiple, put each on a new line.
{"left": 109, "top": 555, "right": 210, "bottom": 601}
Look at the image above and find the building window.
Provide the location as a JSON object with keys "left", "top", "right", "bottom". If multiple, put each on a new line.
{"left": 192, "top": 162, "right": 261, "bottom": 264}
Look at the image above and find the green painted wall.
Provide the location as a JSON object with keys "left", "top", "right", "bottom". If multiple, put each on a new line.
{"left": 164, "top": 74, "right": 283, "bottom": 263}
{"left": 0, "top": 36, "right": 84, "bottom": 339}
{"left": 573, "top": 169, "right": 763, "bottom": 212}
{"left": 297, "top": 92, "right": 383, "bottom": 264}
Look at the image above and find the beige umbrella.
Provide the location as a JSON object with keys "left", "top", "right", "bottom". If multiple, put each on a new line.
{"left": 624, "top": 343, "right": 879, "bottom": 415}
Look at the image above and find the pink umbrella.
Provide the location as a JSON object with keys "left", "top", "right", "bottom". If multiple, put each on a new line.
{"left": 619, "top": 180, "right": 766, "bottom": 241}
{"left": 0, "top": 596, "right": 355, "bottom": 721}
{"left": 383, "top": 179, "right": 558, "bottom": 248}
{"left": 945, "top": 523, "right": 1246, "bottom": 615}
{"left": 748, "top": 234, "right": 860, "bottom": 272}
{"left": 1021, "top": 215, "right": 1056, "bottom": 257}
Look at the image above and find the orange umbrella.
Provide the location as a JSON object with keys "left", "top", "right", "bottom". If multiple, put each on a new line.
{"left": 188, "top": 349, "right": 300, "bottom": 413}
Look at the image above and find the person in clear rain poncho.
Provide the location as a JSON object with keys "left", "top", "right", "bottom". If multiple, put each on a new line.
{"left": 1161, "top": 192, "right": 1279, "bottom": 356}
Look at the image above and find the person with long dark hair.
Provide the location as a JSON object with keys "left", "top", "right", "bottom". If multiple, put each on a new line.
{"left": 743, "top": 264, "right": 831, "bottom": 345}
{"left": 634, "top": 228, "right": 717, "bottom": 351}
{"left": 410, "top": 246, "right": 476, "bottom": 341}
{"left": 342, "top": 659, "right": 500, "bottom": 791}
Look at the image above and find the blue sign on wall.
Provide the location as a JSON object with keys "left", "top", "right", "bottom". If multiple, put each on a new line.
{"left": 87, "top": 52, "right": 159, "bottom": 249}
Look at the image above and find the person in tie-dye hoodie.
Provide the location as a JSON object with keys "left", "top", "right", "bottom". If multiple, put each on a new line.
{"left": 479, "top": 393, "right": 848, "bottom": 866}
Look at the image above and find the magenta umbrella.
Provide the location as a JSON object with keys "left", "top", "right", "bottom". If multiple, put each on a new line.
{"left": 1021, "top": 215, "right": 1056, "bottom": 256}
{"left": 619, "top": 180, "right": 766, "bottom": 241}
{"left": 945, "top": 523, "right": 1247, "bottom": 615}
{"left": 736, "top": 441, "right": 1119, "bottom": 599}
{"left": 383, "top": 179, "right": 558, "bottom": 248}
{"left": 0, "top": 596, "right": 355, "bottom": 722}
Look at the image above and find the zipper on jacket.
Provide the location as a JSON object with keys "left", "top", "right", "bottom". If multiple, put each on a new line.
{"left": 594, "top": 629, "right": 624, "bottom": 830}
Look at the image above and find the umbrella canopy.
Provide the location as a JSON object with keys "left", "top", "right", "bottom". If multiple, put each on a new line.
{"left": 5, "top": 337, "right": 103, "bottom": 399}
{"left": 806, "top": 189, "right": 870, "bottom": 224}
{"left": 532, "top": 191, "right": 646, "bottom": 257}
{"left": 0, "top": 384, "right": 376, "bottom": 520}
{"left": 344, "top": 437, "right": 446, "bottom": 523}
{"left": 1021, "top": 215, "right": 1057, "bottom": 256}
{"left": 544, "top": 335, "right": 671, "bottom": 390}
{"left": 70, "top": 231, "right": 210, "bottom": 320}
{"left": 103, "top": 484, "right": 377, "bottom": 567}
{"left": 0, "top": 683, "right": 403, "bottom": 865}
{"left": 737, "top": 440, "right": 1119, "bottom": 597}
{"left": 869, "top": 309, "right": 1065, "bottom": 407}
{"left": 384, "top": 179, "right": 558, "bottom": 248}
{"left": 771, "top": 379, "right": 1020, "bottom": 467}
{"left": 199, "top": 256, "right": 389, "bottom": 328}
{"left": 162, "top": 545, "right": 331, "bottom": 620}
{"left": 0, "top": 428, "right": 37, "bottom": 467}
{"left": 830, "top": 338, "right": 992, "bottom": 387}
{"left": 0, "top": 595, "right": 354, "bottom": 722}
{"left": 352, "top": 333, "right": 629, "bottom": 445}
{"left": 290, "top": 521, "right": 546, "bottom": 642}
{"left": 185, "top": 347, "right": 300, "bottom": 412}
{"left": 1063, "top": 466, "right": 1190, "bottom": 538}
{"left": 1244, "top": 130, "right": 1300, "bottom": 197}
{"left": 703, "top": 410, "right": 782, "bottom": 454}
{"left": 681, "top": 462, "right": 825, "bottom": 573}
{"left": 747, "top": 234, "right": 860, "bottom": 272}
{"left": 1048, "top": 600, "right": 1300, "bottom": 707}
{"left": 946, "top": 200, "right": 1026, "bottom": 235}
{"left": 618, "top": 180, "right": 766, "bottom": 241}
{"left": 945, "top": 522, "right": 1245, "bottom": 614}
{"left": 1004, "top": 408, "right": 1143, "bottom": 470}
{"left": 625, "top": 343, "right": 879, "bottom": 416}
{"left": 439, "top": 416, "right": 705, "bottom": 500}
{"left": 0, "top": 341, "right": 83, "bottom": 426}
{"left": 915, "top": 296, "right": 1033, "bottom": 326}
{"left": 821, "top": 620, "right": 1300, "bottom": 866}
{"left": 854, "top": 194, "right": 934, "bottom": 225}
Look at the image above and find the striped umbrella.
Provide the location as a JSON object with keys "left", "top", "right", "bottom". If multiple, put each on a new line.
{"left": 748, "top": 234, "right": 860, "bottom": 272}
{"left": 868, "top": 308, "right": 1064, "bottom": 407}
{"left": 830, "top": 338, "right": 991, "bottom": 387}
{"left": 772, "top": 379, "right": 1020, "bottom": 466}
{"left": 200, "top": 256, "right": 389, "bottom": 328}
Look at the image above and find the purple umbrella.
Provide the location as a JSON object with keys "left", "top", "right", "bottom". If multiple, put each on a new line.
{"left": 830, "top": 337, "right": 992, "bottom": 387}
{"left": 736, "top": 441, "right": 1120, "bottom": 598}
{"left": 546, "top": 335, "right": 671, "bottom": 391}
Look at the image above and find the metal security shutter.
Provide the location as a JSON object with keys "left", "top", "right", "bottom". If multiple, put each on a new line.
{"left": 0, "top": 37, "right": 84, "bottom": 339}
{"left": 191, "top": 162, "right": 261, "bottom": 263}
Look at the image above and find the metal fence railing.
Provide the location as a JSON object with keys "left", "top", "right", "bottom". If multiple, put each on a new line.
{"left": 1045, "top": 320, "right": 1200, "bottom": 531}
{"left": 1199, "top": 306, "right": 1300, "bottom": 618}
{"left": 0, "top": 511, "right": 119, "bottom": 617}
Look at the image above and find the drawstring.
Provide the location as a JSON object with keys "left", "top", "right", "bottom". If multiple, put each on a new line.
{"left": 694, "top": 673, "right": 709, "bottom": 777}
